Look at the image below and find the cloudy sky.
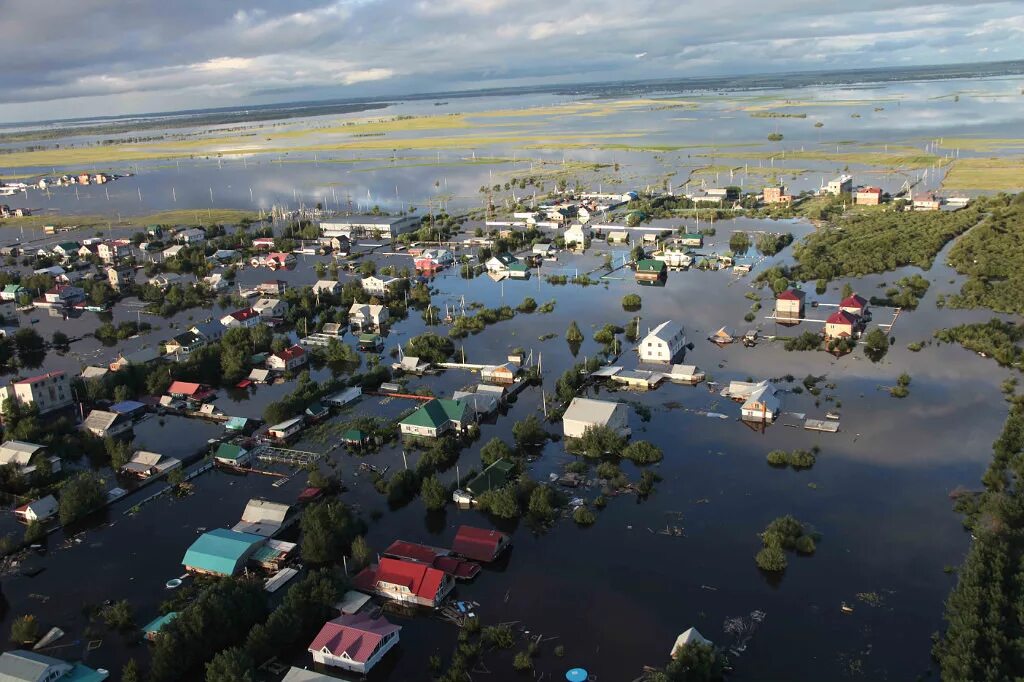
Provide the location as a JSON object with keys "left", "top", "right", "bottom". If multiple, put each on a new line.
{"left": 1, "top": 0, "right": 1022, "bottom": 122}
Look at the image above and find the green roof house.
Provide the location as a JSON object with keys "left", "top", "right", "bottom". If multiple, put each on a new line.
{"left": 182, "top": 528, "right": 265, "bottom": 576}
{"left": 507, "top": 262, "right": 531, "bottom": 279}
{"left": 214, "top": 442, "right": 250, "bottom": 465}
{"left": 399, "top": 398, "right": 469, "bottom": 438}
{"left": 142, "top": 612, "right": 179, "bottom": 641}
{"left": 466, "top": 458, "right": 516, "bottom": 495}
{"left": 680, "top": 233, "right": 704, "bottom": 247}
{"left": 635, "top": 259, "right": 667, "bottom": 282}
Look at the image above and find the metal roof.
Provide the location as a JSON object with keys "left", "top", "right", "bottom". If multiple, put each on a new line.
{"left": 563, "top": 397, "right": 625, "bottom": 426}
{"left": 182, "top": 528, "right": 264, "bottom": 575}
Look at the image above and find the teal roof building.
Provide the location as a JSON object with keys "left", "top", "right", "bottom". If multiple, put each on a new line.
{"left": 182, "top": 528, "right": 264, "bottom": 576}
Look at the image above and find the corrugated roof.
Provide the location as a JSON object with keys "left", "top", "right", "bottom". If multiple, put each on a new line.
{"left": 182, "top": 528, "right": 264, "bottom": 575}
{"left": 563, "top": 397, "right": 624, "bottom": 426}
{"left": 308, "top": 613, "right": 400, "bottom": 663}
{"left": 400, "top": 399, "right": 466, "bottom": 429}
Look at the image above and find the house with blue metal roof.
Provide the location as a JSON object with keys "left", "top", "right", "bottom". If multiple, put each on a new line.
{"left": 182, "top": 528, "right": 265, "bottom": 576}
{"left": 142, "top": 612, "right": 178, "bottom": 641}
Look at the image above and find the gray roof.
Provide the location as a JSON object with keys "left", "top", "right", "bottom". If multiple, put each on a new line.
{"left": 0, "top": 441, "right": 45, "bottom": 466}
{"left": 282, "top": 668, "right": 338, "bottom": 682}
{"left": 563, "top": 397, "right": 625, "bottom": 426}
{"left": 24, "top": 495, "right": 58, "bottom": 519}
{"left": 240, "top": 498, "right": 290, "bottom": 525}
{"left": 80, "top": 366, "right": 109, "bottom": 379}
{"left": 0, "top": 650, "right": 71, "bottom": 681}
{"left": 83, "top": 409, "right": 121, "bottom": 432}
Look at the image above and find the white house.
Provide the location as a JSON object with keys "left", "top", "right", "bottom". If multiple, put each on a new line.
{"left": 361, "top": 275, "right": 401, "bottom": 297}
{"left": 740, "top": 381, "right": 780, "bottom": 422}
{"left": 0, "top": 371, "right": 73, "bottom": 415}
{"left": 253, "top": 297, "right": 288, "bottom": 319}
{"left": 308, "top": 614, "right": 401, "bottom": 675}
{"left": 312, "top": 280, "right": 340, "bottom": 296}
{"left": 0, "top": 651, "right": 108, "bottom": 682}
{"left": 0, "top": 441, "right": 62, "bottom": 477}
{"left": 267, "top": 345, "right": 307, "bottom": 372}
{"left": 14, "top": 495, "right": 59, "bottom": 522}
{"left": 319, "top": 215, "right": 419, "bottom": 239}
{"left": 485, "top": 253, "right": 518, "bottom": 273}
{"left": 562, "top": 397, "right": 630, "bottom": 439}
{"left": 564, "top": 223, "right": 590, "bottom": 248}
{"left": 178, "top": 228, "right": 206, "bottom": 244}
{"left": 349, "top": 303, "right": 389, "bottom": 331}
{"left": 638, "top": 320, "right": 687, "bottom": 363}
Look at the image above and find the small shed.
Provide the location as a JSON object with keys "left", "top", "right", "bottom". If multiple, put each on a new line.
{"left": 142, "top": 612, "right": 179, "bottom": 642}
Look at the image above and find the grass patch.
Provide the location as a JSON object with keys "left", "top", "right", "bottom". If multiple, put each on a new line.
{"left": 0, "top": 208, "right": 258, "bottom": 232}
{"left": 942, "top": 157, "right": 1024, "bottom": 191}
{"left": 703, "top": 149, "right": 949, "bottom": 169}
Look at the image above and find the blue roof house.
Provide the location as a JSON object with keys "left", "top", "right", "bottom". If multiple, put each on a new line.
{"left": 182, "top": 528, "right": 265, "bottom": 576}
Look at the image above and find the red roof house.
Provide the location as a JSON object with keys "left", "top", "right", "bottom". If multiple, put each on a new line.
{"left": 825, "top": 310, "right": 858, "bottom": 339}
{"left": 352, "top": 557, "right": 453, "bottom": 607}
{"left": 383, "top": 540, "right": 481, "bottom": 580}
{"left": 166, "top": 381, "right": 212, "bottom": 400}
{"left": 839, "top": 294, "right": 867, "bottom": 316}
{"left": 221, "top": 307, "right": 261, "bottom": 328}
{"left": 308, "top": 613, "right": 401, "bottom": 674}
{"left": 451, "top": 525, "right": 511, "bottom": 563}
{"left": 267, "top": 344, "right": 307, "bottom": 372}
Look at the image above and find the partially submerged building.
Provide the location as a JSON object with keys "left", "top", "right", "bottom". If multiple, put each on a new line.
{"left": 352, "top": 557, "right": 454, "bottom": 607}
{"left": 451, "top": 525, "right": 511, "bottom": 563}
{"left": 638, "top": 320, "right": 687, "bottom": 364}
{"left": 308, "top": 613, "right": 401, "bottom": 674}
{"left": 182, "top": 528, "right": 265, "bottom": 576}
{"left": 232, "top": 499, "right": 291, "bottom": 537}
{"left": 562, "top": 397, "right": 630, "bottom": 439}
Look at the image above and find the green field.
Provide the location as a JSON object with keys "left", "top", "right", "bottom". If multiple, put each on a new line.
{"left": 943, "top": 158, "right": 1024, "bottom": 190}
{"left": 0, "top": 208, "right": 259, "bottom": 232}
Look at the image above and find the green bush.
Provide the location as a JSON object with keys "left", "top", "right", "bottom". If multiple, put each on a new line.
{"left": 573, "top": 506, "right": 596, "bottom": 526}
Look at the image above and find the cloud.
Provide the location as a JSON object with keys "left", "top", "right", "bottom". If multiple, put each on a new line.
{"left": 0, "top": 0, "right": 1021, "bottom": 121}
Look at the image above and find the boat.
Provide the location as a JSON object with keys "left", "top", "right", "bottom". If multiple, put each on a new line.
{"left": 826, "top": 411, "right": 840, "bottom": 420}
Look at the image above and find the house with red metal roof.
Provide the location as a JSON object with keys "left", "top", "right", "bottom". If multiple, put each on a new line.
{"left": 775, "top": 289, "right": 805, "bottom": 321}
{"left": 220, "top": 307, "right": 261, "bottom": 329}
{"left": 166, "top": 381, "right": 215, "bottom": 401}
{"left": 352, "top": 556, "right": 454, "bottom": 607}
{"left": 855, "top": 186, "right": 883, "bottom": 206}
{"left": 267, "top": 345, "right": 307, "bottom": 372}
{"left": 383, "top": 540, "right": 480, "bottom": 580}
{"left": 308, "top": 613, "right": 401, "bottom": 674}
{"left": 451, "top": 525, "right": 511, "bottom": 563}
{"left": 825, "top": 310, "right": 858, "bottom": 339}
{"left": 839, "top": 294, "right": 868, "bottom": 317}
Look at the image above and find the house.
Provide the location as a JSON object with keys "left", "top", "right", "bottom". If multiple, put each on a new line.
{"left": 165, "top": 331, "right": 206, "bottom": 357}
{"left": 635, "top": 259, "right": 666, "bottom": 283}
{"left": 0, "top": 650, "right": 108, "bottom": 682}
{"left": 855, "top": 186, "right": 883, "bottom": 206}
{"left": 97, "top": 239, "right": 132, "bottom": 263}
{"left": 83, "top": 409, "right": 132, "bottom": 438}
{"left": 451, "top": 525, "right": 511, "bottom": 562}
{"left": 148, "top": 272, "right": 198, "bottom": 291}
{"left": 43, "top": 284, "right": 85, "bottom": 306}
{"left": 671, "top": 627, "right": 712, "bottom": 659}
{"left": 14, "top": 495, "right": 59, "bottom": 523}
{"left": 352, "top": 557, "right": 454, "bottom": 607}
{"left": 121, "top": 450, "right": 182, "bottom": 478}
{"left": 320, "top": 322, "right": 346, "bottom": 339}
{"left": 349, "top": 303, "right": 389, "bottom": 331}
{"left": 308, "top": 614, "right": 401, "bottom": 674}
{"left": 109, "top": 346, "right": 160, "bottom": 371}
{"left": 319, "top": 215, "right": 420, "bottom": 239}
{"left": 191, "top": 320, "right": 226, "bottom": 343}
{"left": 268, "top": 345, "right": 307, "bottom": 372}
{"left": 214, "top": 443, "right": 251, "bottom": 466}
{"left": 247, "top": 368, "right": 271, "bottom": 384}
{"left": 282, "top": 669, "right": 338, "bottom": 682}
{"left": 709, "top": 326, "right": 735, "bottom": 345}
{"left": 480, "top": 362, "right": 519, "bottom": 385}
{"left": 361, "top": 275, "right": 401, "bottom": 297}
{"left": 0, "top": 441, "right": 62, "bottom": 477}
{"left": 826, "top": 174, "right": 853, "bottom": 195}
{"left": 461, "top": 459, "right": 516, "bottom": 502}
{"left": 324, "top": 235, "right": 352, "bottom": 254}
{"left": 0, "top": 371, "right": 73, "bottom": 414}
{"left": 564, "top": 223, "right": 589, "bottom": 247}
{"left": 162, "top": 245, "right": 185, "bottom": 259}
{"left": 562, "top": 397, "right": 630, "bottom": 439}
{"left": 638, "top": 320, "right": 687, "bottom": 363}
{"left": 167, "top": 380, "right": 214, "bottom": 400}
{"left": 52, "top": 241, "right": 81, "bottom": 260}
{"left": 257, "top": 280, "right": 288, "bottom": 296}
{"left": 182, "top": 528, "right": 265, "bottom": 576}
{"left": 453, "top": 390, "right": 499, "bottom": 418}
{"left": 325, "top": 387, "right": 362, "bottom": 408}
{"left": 485, "top": 253, "right": 519, "bottom": 274}
{"left": 839, "top": 293, "right": 868, "bottom": 317}
{"left": 606, "top": 230, "right": 629, "bottom": 244}
{"left": 532, "top": 242, "right": 555, "bottom": 257}
{"left": 664, "top": 364, "right": 705, "bottom": 384}
{"left": 741, "top": 381, "right": 780, "bottom": 422}
{"left": 232, "top": 499, "right": 291, "bottom": 537}
{"left": 267, "top": 417, "right": 305, "bottom": 441}
{"left": 211, "top": 248, "right": 237, "bottom": 262}
{"left": 507, "top": 262, "right": 530, "bottom": 279}
{"left": 80, "top": 366, "right": 109, "bottom": 381}
{"left": 251, "top": 252, "right": 295, "bottom": 269}
{"left": 775, "top": 289, "right": 805, "bottom": 321}
{"left": 399, "top": 398, "right": 469, "bottom": 438}
{"left": 106, "top": 265, "right": 134, "bottom": 290}
{"left": 825, "top": 310, "right": 858, "bottom": 339}
{"left": 912, "top": 192, "right": 941, "bottom": 211}
{"left": 312, "top": 280, "right": 340, "bottom": 296}
{"left": 110, "top": 400, "right": 147, "bottom": 418}
{"left": 252, "top": 237, "right": 276, "bottom": 250}
{"left": 679, "top": 233, "right": 704, "bottom": 247}
{"left": 253, "top": 297, "right": 288, "bottom": 319}
{"left": 358, "top": 333, "right": 383, "bottom": 352}
{"left": 221, "top": 308, "right": 261, "bottom": 329}
{"left": 142, "top": 612, "right": 179, "bottom": 642}
{"left": 177, "top": 228, "right": 206, "bottom": 244}
{"left": 762, "top": 185, "right": 792, "bottom": 204}
{"left": 1, "top": 284, "right": 28, "bottom": 303}
{"left": 203, "top": 273, "right": 229, "bottom": 291}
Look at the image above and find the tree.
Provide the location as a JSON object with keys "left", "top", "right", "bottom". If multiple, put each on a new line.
{"left": 513, "top": 415, "right": 548, "bottom": 450}
{"left": 404, "top": 333, "right": 454, "bottom": 364}
{"left": 755, "top": 543, "right": 787, "bottom": 571}
{"left": 300, "top": 501, "right": 363, "bottom": 565}
{"left": 10, "top": 615, "right": 38, "bottom": 644}
{"left": 51, "top": 331, "right": 70, "bottom": 348}
{"left": 573, "top": 506, "right": 596, "bottom": 526}
{"left": 528, "top": 485, "right": 555, "bottom": 521}
{"left": 24, "top": 520, "right": 45, "bottom": 544}
{"left": 621, "top": 440, "right": 663, "bottom": 463}
{"left": 13, "top": 328, "right": 45, "bottom": 367}
{"left": 863, "top": 327, "right": 889, "bottom": 362}
{"left": 359, "top": 260, "right": 377, "bottom": 276}
{"left": 480, "top": 437, "right": 513, "bottom": 467}
{"left": 101, "top": 599, "right": 135, "bottom": 631}
{"left": 58, "top": 472, "right": 105, "bottom": 525}
{"left": 205, "top": 646, "right": 255, "bottom": 682}
{"left": 420, "top": 474, "right": 447, "bottom": 511}
{"left": 167, "top": 466, "right": 185, "bottom": 488}
{"left": 573, "top": 424, "right": 627, "bottom": 458}
{"left": 350, "top": 535, "right": 372, "bottom": 569}
{"left": 729, "top": 231, "right": 751, "bottom": 253}
{"left": 565, "top": 321, "right": 584, "bottom": 344}
{"left": 476, "top": 485, "right": 520, "bottom": 518}
{"left": 122, "top": 660, "right": 141, "bottom": 682}
{"left": 622, "top": 293, "right": 642, "bottom": 311}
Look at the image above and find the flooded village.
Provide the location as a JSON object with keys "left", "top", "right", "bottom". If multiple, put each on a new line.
{"left": 0, "top": 66, "right": 1023, "bottom": 682}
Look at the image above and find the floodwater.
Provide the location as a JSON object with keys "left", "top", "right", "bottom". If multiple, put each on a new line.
{"left": 1, "top": 73, "right": 1022, "bottom": 680}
